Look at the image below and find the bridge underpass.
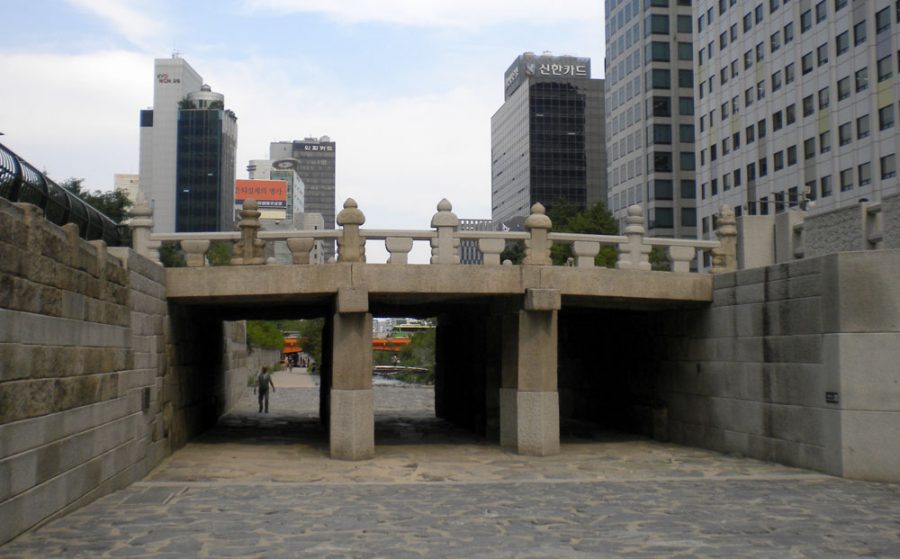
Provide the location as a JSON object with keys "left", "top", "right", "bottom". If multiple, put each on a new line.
{"left": 165, "top": 283, "right": 702, "bottom": 460}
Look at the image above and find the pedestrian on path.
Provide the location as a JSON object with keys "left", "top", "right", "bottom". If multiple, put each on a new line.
{"left": 257, "top": 366, "right": 276, "bottom": 413}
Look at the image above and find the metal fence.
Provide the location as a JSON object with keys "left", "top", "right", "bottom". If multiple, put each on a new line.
{"left": 0, "top": 142, "right": 123, "bottom": 245}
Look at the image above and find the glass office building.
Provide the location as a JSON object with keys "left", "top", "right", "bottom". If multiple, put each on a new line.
{"left": 491, "top": 53, "right": 606, "bottom": 227}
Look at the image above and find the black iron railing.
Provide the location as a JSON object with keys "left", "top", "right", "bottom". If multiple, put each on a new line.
{"left": 0, "top": 142, "right": 124, "bottom": 246}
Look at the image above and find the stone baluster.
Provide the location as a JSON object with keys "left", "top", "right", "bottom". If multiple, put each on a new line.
{"left": 616, "top": 205, "right": 651, "bottom": 271}
{"left": 430, "top": 199, "right": 459, "bottom": 264}
{"left": 232, "top": 199, "right": 266, "bottom": 265}
{"left": 667, "top": 246, "right": 697, "bottom": 273}
{"left": 287, "top": 238, "right": 315, "bottom": 264}
{"left": 572, "top": 241, "right": 600, "bottom": 268}
{"left": 130, "top": 194, "right": 156, "bottom": 261}
{"left": 523, "top": 203, "right": 552, "bottom": 266}
{"left": 385, "top": 237, "right": 414, "bottom": 264}
{"left": 479, "top": 238, "right": 506, "bottom": 265}
{"left": 712, "top": 204, "right": 738, "bottom": 273}
{"left": 181, "top": 240, "right": 210, "bottom": 267}
{"left": 337, "top": 198, "right": 366, "bottom": 263}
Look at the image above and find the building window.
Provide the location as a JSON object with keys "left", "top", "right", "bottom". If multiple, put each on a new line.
{"left": 817, "top": 43, "right": 829, "bottom": 66}
{"left": 803, "top": 95, "right": 815, "bottom": 116}
{"left": 744, "top": 12, "right": 753, "bottom": 32}
{"left": 835, "top": 0, "right": 847, "bottom": 10}
{"left": 748, "top": 162, "right": 757, "bottom": 180}
{"left": 746, "top": 124, "right": 755, "bottom": 143}
{"left": 876, "top": 7, "right": 891, "bottom": 33}
{"left": 821, "top": 175, "right": 833, "bottom": 198}
{"left": 649, "top": 14, "right": 670, "bottom": 34}
{"left": 818, "top": 87, "right": 830, "bottom": 109}
{"left": 858, "top": 162, "right": 872, "bottom": 186}
{"left": 856, "top": 67, "right": 869, "bottom": 91}
{"left": 649, "top": 69, "right": 671, "bottom": 89}
{"left": 745, "top": 49, "right": 753, "bottom": 69}
{"left": 816, "top": 1, "right": 827, "bottom": 22}
{"left": 681, "top": 180, "right": 696, "bottom": 199}
{"left": 785, "top": 62, "right": 795, "bottom": 84}
{"left": 755, "top": 3, "right": 764, "bottom": 23}
{"left": 679, "top": 97, "right": 694, "bottom": 115}
{"left": 734, "top": 168, "right": 742, "bottom": 186}
{"left": 652, "top": 124, "right": 673, "bottom": 144}
{"left": 680, "top": 124, "right": 695, "bottom": 143}
{"left": 773, "top": 110, "right": 783, "bottom": 130}
{"left": 720, "top": 31, "right": 728, "bottom": 49}
{"left": 802, "top": 52, "right": 813, "bottom": 74}
{"left": 677, "top": 42, "right": 693, "bottom": 60}
{"left": 836, "top": 31, "right": 849, "bottom": 55}
{"left": 839, "top": 122, "right": 852, "bottom": 145}
{"left": 774, "top": 151, "right": 785, "bottom": 170}
{"left": 678, "top": 69, "right": 694, "bottom": 88}
{"left": 648, "top": 42, "right": 671, "bottom": 61}
{"left": 677, "top": 15, "right": 692, "bottom": 33}
{"left": 652, "top": 151, "right": 673, "bottom": 172}
{"left": 680, "top": 152, "right": 695, "bottom": 171}
{"left": 772, "top": 70, "right": 782, "bottom": 91}
{"left": 651, "top": 208, "right": 674, "bottom": 228}
{"left": 759, "top": 157, "right": 768, "bottom": 176}
{"left": 801, "top": 10, "right": 812, "bottom": 32}
{"left": 733, "top": 131, "right": 741, "bottom": 149}
{"left": 654, "top": 180, "right": 674, "bottom": 200}
{"left": 681, "top": 208, "right": 697, "bottom": 227}
{"left": 711, "top": 178, "right": 718, "bottom": 195}
{"left": 771, "top": 31, "right": 781, "bottom": 52}
{"left": 840, "top": 168, "right": 854, "bottom": 191}
{"left": 787, "top": 145, "right": 797, "bottom": 165}
{"left": 881, "top": 154, "right": 896, "bottom": 179}
{"left": 756, "top": 42, "right": 765, "bottom": 62}
{"left": 837, "top": 77, "right": 851, "bottom": 100}
{"left": 820, "top": 130, "right": 832, "bottom": 153}
{"left": 784, "top": 22, "right": 794, "bottom": 43}
{"left": 857, "top": 114, "right": 870, "bottom": 139}
{"left": 652, "top": 96, "right": 672, "bottom": 117}
{"left": 723, "top": 173, "right": 731, "bottom": 191}
{"left": 880, "top": 104, "right": 895, "bottom": 130}
{"left": 745, "top": 87, "right": 754, "bottom": 107}
{"left": 786, "top": 104, "right": 796, "bottom": 124}
{"left": 878, "top": 56, "right": 893, "bottom": 82}
{"left": 854, "top": 20, "right": 867, "bottom": 45}
{"left": 758, "top": 119, "right": 766, "bottom": 138}
{"left": 721, "top": 102, "right": 729, "bottom": 119}
{"left": 804, "top": 137, "right": 816, "bottom": 159}
{"left": 757, "top": 80, "right": 765, "bottom": 100}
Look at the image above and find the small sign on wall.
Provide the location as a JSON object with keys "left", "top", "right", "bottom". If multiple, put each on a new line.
{"left": 826, "top": 392, "right": 840, "bottom": 404}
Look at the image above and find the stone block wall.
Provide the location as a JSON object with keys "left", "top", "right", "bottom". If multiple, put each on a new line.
{"left": 883, "top": 193, "right": 900, "bottom": 248}
{"left": 0, "top": 199, "right": 253, "bottom": 544}
{"left": 654, "top": 250, "right": 900, "bottom": 481}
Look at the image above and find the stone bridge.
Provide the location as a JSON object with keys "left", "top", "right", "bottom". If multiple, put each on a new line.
{"left": 134, "top": 197, "right": 729, "bottom": 460}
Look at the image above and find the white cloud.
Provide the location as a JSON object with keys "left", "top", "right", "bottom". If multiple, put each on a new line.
{"left": 0, "top": 51, "right": 150, "bottom": 187}
{"left": 65, "top": 0, "right": 169, "bottom": 51}
{"left": 243, "top": 0, "right": 602, "bottom": 28}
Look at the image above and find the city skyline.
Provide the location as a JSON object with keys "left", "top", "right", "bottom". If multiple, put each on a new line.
{"left": 0, "top": 0, "right": 604, "bottom": 232}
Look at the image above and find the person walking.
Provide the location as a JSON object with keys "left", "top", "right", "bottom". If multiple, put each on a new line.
{"left": 257, "top": 366, "right": 276, "bottom": 413}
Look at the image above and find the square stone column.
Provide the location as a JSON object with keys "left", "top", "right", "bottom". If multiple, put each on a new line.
{"left": 499, "top": 289, "right": 560, "bottom": 456}
{"left": 329, "top": 288, "right": 374, "bottom": 460}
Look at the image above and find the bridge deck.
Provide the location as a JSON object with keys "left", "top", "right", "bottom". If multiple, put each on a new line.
{"left": 165, "top": 263, "right": 712, "bottom": 310}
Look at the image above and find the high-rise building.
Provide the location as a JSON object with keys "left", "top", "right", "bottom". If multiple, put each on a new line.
{"left": 491, "top": 52, "right": 606, "bottom": 227}
{"left": 270, "top": 137, "right": 336, "bottom": 259}
{"left": 458, "top": 218, "right": 494, "bottom": 264}
{"left": 694, "top": 0, "right": 900, "bottom": 238}
{"left": 138, "top": 56, "right": 237, "bottom": 233}
{"left": 604, "top": 1, "right": 697, "bottom": 238}
{"left": 114, "top": 174, "right": 139, "bottom": 206}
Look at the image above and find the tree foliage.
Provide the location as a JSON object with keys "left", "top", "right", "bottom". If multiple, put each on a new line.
{"left": 159, "top": 241, "right": 186, "bottom": 268}
{"left": 60, "top": 178, "right": 132, "bottom": 223}
{"left": 207, "top": 241, "right": 232, "bottom": 266}
{"left": 247, "top": 320, "right": 284, "bottom": 350}
{"left": 547, "top": 200, "right": 619, "bottom": 267}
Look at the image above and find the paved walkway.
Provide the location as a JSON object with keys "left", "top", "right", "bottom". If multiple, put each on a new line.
{"left": 2, "top": 386, "right": 899, "bottom": 558}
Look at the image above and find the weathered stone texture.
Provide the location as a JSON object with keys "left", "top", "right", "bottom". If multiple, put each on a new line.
{"left": 803, "top": 205, "right": 866, "bottom": 258}
{"left": 884, "top": 193, "right": 900, "bottom": 248}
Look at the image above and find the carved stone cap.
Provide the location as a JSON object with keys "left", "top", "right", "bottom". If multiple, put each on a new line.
{"left": 524, "top": 203, "right": 552, "bottom": 231}
{"left": 431, "top": 198, "right": 459, "bottom": 228}
{"left": 337, "top": 198, "right": 365, "bottom": 226}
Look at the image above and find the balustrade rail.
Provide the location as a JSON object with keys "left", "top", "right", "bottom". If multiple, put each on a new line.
{"left": 131, "top": 196, "right": 735, "bottom": 274}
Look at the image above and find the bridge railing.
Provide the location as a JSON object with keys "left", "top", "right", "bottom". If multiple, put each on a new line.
{"left": 131, "top": 196, "right": 736, "bottom": 273}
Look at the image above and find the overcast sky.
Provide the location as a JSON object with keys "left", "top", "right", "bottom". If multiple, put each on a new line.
{"left": 0, "top": 0, "right": 604, "bottom": 232}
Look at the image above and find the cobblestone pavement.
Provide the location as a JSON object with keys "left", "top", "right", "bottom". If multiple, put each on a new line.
{"left": 2, "top": 384, "right": 899, "bottom": 558}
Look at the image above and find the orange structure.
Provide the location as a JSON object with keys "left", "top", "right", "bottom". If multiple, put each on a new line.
{"left": 283, "top": 337, "right": 303, "bottom": 355}
{"left": 371, "top": 337, "right": 412, "bottom": 352}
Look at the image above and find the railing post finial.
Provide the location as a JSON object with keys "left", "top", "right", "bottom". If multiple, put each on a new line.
{"left": 232, "top": 199, "right": 266, "bottom": 265}
{"left": 430, "top": 198, "right": 459, "bottom": 264}
{"left": 524, "top": 202, "right": 552, "bottom": 265}
{"left": 337, "top": 198, "right": 366, "bottom": 262}
{"left": 712, "top": 204, "right": 738, "bottom": 273}
{"left": 130, "top": 192, "right": 159, "bottom": 263}
{"left": 616, "top": 204, "right": 651, "bottom": 270}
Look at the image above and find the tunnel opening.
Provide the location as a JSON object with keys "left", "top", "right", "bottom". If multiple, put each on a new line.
{"left": 558, "top": 306, "right": 667, "bottom": 443}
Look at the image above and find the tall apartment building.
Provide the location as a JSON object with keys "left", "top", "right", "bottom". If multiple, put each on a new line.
{"left": 270, "top": 137, "right": 336, "bottom": 259}
{"left": 605, "top": 0, "right": 697, "bottom": 238}
{"left": 138, "top": 56, "right": 237, "bottom": 232}
{"left": 491, "top": 52, "right": 606, "bottom": 227}
{"left": 694, "top": 0, "right": 900, "bottom": 238}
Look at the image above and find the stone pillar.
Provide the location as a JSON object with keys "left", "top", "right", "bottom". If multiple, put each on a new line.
{"left": 337, "top": 198, "right": 366, "bottom": 263}
{"left": 329, "top": 287, "right": 374, "bottom": 460}
{"left": 712, "top": 204, "right": 738, "bottom": 273}
{"left": 232, "top": 199, "right": 265, "bottom": 265}
{"left": 499, "top": 289, "right": 561, "bottom": 456}
{"left": 430, "top": 199, "right": 459, "bottom": 264}
{"left": 616, "top": 205, "right": 651, "bottom": 270}
{"left": 524, "top": 203, "right": 552, "bottom": 265}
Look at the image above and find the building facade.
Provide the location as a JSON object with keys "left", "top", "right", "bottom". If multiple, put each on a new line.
{"left": 491, "top": 53, "right": 606, "bottom": 227}
{"left": 270, "top": 137, "right": 336, "bottom": 259}
{"left": 605, "top": 0, "right": 697, "bottom": 238}
{"left": 459, "top": 218, "right": 494, "bottom": 264}
{"left": 138, "top": 56, "right": 237, "bottom": 233}
{"left": 694, "top": 0, "right": 900, "bottom": 238}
